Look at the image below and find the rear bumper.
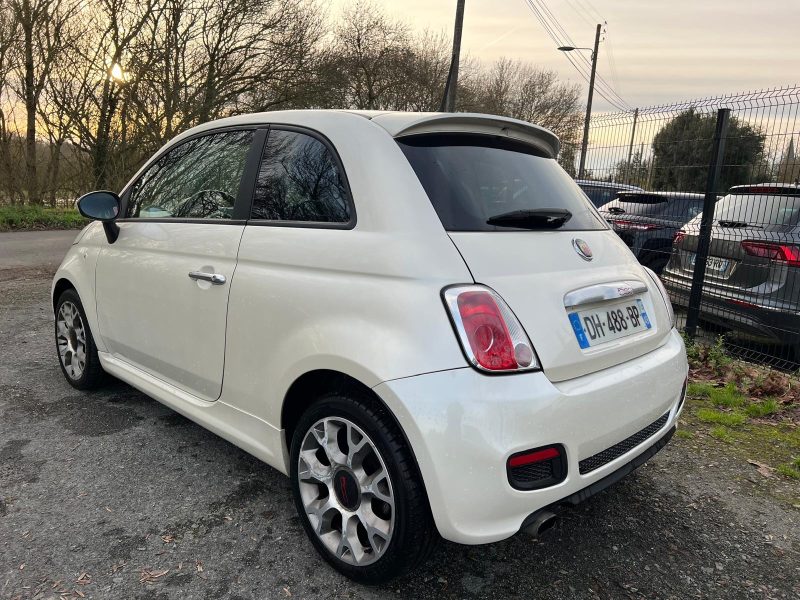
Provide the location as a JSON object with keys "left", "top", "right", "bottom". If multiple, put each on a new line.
{"left": 520, "top": 425, "right": 675, "bottom": 531}
{"left": 663, "top": 277, "right": 800, "bottom": 345}
{"left": 373, "top": 329, "right": 688, "bottom": 544}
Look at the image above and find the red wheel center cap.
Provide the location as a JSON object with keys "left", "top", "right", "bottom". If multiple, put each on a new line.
{"left": 334, "top": 469, "right": 360, "bottom": 511}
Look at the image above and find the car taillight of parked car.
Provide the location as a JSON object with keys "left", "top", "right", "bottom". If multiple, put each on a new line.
{"left": 741, "top": 240, "right": 800, "bottom": 267}
{"left": 442, "top": 285, "right": 539, "bottom": 372}
{"left": 611, "top": 219, "right": 663, "bottom": 231}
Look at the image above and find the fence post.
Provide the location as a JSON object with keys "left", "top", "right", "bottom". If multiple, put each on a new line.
{"left": 624, "top": 108, "right": 639, "bottom": 184}
{"left": 684, "top": 108, "right": 730, "bottom": 338}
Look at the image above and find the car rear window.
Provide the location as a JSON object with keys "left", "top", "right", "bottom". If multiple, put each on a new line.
{"left": 604, "top": 194, "right": 704, "bottom": 220}
{"left": 397, "top": 134, "right": 605, "bottom": 232}
{"left": 715, "top": 192, "right": 800, "bottom": 227}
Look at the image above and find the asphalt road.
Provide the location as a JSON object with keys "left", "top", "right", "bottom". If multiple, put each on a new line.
{"left": 1, "top": 230, "right": 798, "bottom": 599}
{"left": 0, "top": 229, "right": 78, "bottom": 270}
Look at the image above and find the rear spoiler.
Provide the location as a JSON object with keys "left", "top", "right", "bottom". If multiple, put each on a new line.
{"left": 729, "top": 185, "right": 800, "bottom": 196}
{"left": 370, "top": 112, "right": 560, "bottom": 159}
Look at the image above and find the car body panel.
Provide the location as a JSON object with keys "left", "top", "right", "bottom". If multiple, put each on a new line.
{"left": 94, "top": 221, "right": 244, "bottom": 401}
{"left": 448, "top": 229, "right": 673, "bottom": 381}
{"left": 374, "top": 329, "right": 687, "bottom": 544}
{"left": 222, "top": 226, "right": 473, "bottom": 428}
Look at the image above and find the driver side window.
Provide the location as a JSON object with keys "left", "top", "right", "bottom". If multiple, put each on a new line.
{"left": 127, "top": 130, "right": 254, "bottom": 219}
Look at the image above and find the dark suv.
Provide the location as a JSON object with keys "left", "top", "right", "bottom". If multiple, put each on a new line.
{"left": 662, "top": 184, "right": 800, "bottom": 357}
{"left": 576, "top": 179, "right": 643, "bottom": 207}
{"left": 599, "top": 191, "right": 706, "bottom": 273}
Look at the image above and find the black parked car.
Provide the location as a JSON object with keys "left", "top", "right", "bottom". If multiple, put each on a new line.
{"left": 599, "top": 191, "right": 706, "bottom": 273}
{"left": 576, "top": 179, "right": 643, "bottom": 207}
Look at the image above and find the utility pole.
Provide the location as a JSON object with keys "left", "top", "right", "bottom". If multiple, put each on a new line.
{"left": 440, "top": 0, "right": 465, "bottom": 112}
{"left": 578, "top": 23, "right": 601, "bottom": 178}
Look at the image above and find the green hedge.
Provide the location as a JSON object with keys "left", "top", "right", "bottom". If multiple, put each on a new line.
{"left": 0, "top": 205, "right": 88, "bottom": 231}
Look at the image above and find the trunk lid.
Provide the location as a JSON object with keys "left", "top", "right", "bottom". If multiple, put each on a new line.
{"left": 449, "top": 229, "right": 672, "bottom": 382}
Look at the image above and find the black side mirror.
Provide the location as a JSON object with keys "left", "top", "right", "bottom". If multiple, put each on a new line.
{"left": 77, "top": 191, "right": 121, "bottom": 243}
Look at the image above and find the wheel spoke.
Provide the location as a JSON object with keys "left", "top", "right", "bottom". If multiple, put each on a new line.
{"left": 298, "top": 449, "right": 329, "bottom": 484}
{"left": 341, "top": 514, "right": 366, "bottom": 564}
{"left": 362, "top": 468, "right": 393, "bottom": 506}
{"left": 345, "top": 423, "right": 369, "bottom": 469}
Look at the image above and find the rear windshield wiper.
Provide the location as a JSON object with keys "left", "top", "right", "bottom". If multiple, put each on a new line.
{"left": 717, "top": 219, "right": 763, "bottom": 229}
{"left": 486, "top": 208, "right": 572, "bottom": 229}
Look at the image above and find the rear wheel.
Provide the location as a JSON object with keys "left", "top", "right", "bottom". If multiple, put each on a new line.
{"left": 290, "top": 392, "right": 436, "bottom": 584}
{"left": 644, "top": 254, "right": 670, "bottom": 274}
{"left": 55, "top": 289, "right": 105, "bottom": 390}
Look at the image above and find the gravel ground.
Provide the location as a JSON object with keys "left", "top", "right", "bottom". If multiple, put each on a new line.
{"left": 1, "top": 231, "right": 798, "bottom": 599}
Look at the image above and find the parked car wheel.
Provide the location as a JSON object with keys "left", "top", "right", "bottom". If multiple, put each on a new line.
{"left": 645, "top": 254, "right": 670, "bottom": 275}
{"left": 55, "top": 289, "right": 105, "bottom": 390}
{"left": 290, "top": 392, "right": 436, "bottom": 584}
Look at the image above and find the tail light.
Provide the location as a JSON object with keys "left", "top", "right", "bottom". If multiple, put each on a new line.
{"left": 673, "top": 231, "right": 686, "bottom": 246}
{"left": 611, "top": 219, "right": 663, "bottom": 231}
{"left": 741, "top": 241, "right": 800, "bottom": 267}
{"left": 643, "top": 266, "right": 676, "bottom": 328}
{"left": 442, "top": 285, "right": 539, "bottom": 372}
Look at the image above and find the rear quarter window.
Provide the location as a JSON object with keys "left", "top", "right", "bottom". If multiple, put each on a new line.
{"left": 398, "top": 134, "right": 605, "bottom": 232}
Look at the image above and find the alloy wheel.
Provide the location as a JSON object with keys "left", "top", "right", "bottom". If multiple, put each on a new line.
{"left": 297, "top": 417, "right": 395, "bottom": 566}
{"left": 56, "top": 301, "right": 87, "bottom": 380}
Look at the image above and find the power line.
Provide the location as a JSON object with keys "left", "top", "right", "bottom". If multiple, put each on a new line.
{"left": 522, "top": 0, "right": 631, "bottom": 111}
{"left": 530, "top": 0, "right": 630, "bottom": 110}
{"left": 604, "top": 25, "right": 624, "bottom": 98}
{"left": 524, "top": 0, "right": 629, "bottom": 109}
{"left": 563, "top": 0, "right": 593, "bottom": 27}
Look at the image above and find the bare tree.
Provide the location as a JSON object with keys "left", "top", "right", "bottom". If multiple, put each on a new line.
{"left": 331, "top": 1, "right": 409, "bottom": 110}
{"left": 8, "top": 0, "right": 76, "bottom": 203}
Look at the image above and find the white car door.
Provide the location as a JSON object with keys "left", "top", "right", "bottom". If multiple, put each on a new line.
{"left": 95, "top": 128, "right": 264, "bottom": 402}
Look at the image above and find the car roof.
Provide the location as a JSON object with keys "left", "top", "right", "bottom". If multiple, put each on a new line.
{"left": 616, "top": 191, "right": 707, "bottom": 201}
{"left": 575, "top": 179, "right": 644, "bottom": 191}
{"left": 728, "top": 183, "right": 800, "bottom": 195}
{"left": 171, "top": 109, "right": 561, "bottom": 158}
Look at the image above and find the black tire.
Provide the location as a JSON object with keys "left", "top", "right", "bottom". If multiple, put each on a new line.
{"left": 290, "top": 391, "right": 437, "bottom": 584}
{"left": 645, "top": 254, "right": 670, "bottom": 275}
{"left": 54, "top": 288, "right": 106, "bottom": 390}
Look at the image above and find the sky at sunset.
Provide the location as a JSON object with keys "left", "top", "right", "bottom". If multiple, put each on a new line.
{"left": 330, "top": 0, "right": 800, "bottom": 113}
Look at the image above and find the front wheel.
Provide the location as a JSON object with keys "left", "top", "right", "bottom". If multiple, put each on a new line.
{"left": 290, "top": 392, "right": 436, "bottom": 584}
{"left": 55, "top": 289, "right": 106, "bottom": 390}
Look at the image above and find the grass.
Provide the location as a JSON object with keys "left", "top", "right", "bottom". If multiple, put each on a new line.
{"left": 709, "top": 426, "right": 735, "bottom": 443}
{"left": 676, "top": 340, "right": 800, "bottom": 490}
{"left": 680, "top": 335, "right": 799, "bottom": 486}
{"left": 696, "top": 408, "right": 746, "bottom": 427}
{"left": 744, "top": 398, "right": 780, "bottom": 418}
{"left": 776, "top": 457, "right": 800, "bottom": 479}
{"left": 709, "top": 383, "right": 747, "bottom": 408}
{"left": 0, "top": 205, "right": 87, "bottom": 231}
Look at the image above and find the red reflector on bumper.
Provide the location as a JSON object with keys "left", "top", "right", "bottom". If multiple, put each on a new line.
{"left": 508, "top": 447, "right": 560, "bottom": 468}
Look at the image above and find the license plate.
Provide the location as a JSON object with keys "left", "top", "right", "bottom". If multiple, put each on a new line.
{"left": 568, "top": 298, "right": 652, "bottom": 349}
{"left": 689, "top": 253, "right": 729, "bottom": 273}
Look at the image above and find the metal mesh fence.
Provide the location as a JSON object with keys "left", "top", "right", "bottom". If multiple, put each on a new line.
{"left": 579, "top": 86, "right": 800, "bottom": 371}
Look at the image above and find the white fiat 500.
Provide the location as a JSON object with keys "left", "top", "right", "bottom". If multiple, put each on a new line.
{"left": 53, "top": 110, "right": 687, "bottom": 583}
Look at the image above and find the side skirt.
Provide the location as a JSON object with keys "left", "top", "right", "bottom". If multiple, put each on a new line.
{"left": 99, "top": 352, "right": 288, "bottom": 475}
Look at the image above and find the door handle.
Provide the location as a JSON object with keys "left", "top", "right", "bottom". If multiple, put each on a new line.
{"left": 188, "top": 271, "right": 226, "bottom": 285}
